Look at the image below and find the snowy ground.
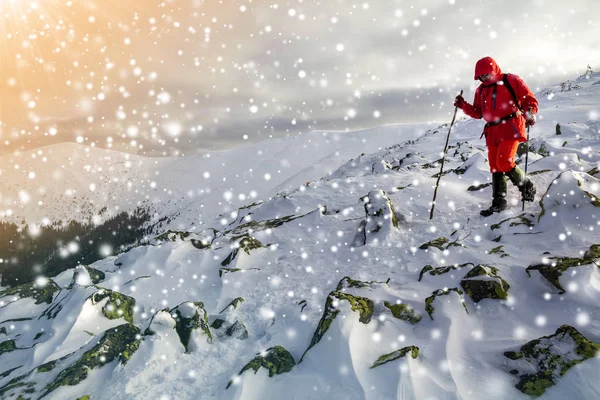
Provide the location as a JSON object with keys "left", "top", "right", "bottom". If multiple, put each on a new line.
{"left": 1, "top": 72, "right": 599, "bottom": 400}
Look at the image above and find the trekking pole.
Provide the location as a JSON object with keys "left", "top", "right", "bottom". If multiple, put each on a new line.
{"left": 522, "top": 112, "right": 532, "bottom": 211}
{"left": 430, "top": 90, "right": 463, "bottom": 220}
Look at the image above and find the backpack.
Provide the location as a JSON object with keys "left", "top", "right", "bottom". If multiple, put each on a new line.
{"left": 478, "top": 73, "right": 522, "bottom": 113}
{"left": 501, "top": 74, "right": 522, "bottom": 113}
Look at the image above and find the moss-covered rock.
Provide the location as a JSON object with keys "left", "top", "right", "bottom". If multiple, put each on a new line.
{"left": 384, "top": 301, "right": 421, "bottom": 324}
{"left": 0, "top": 339, "right": 17, "bottom": 356}
{"left": 171, "top": 302, "right": 212, "bottom": 352}
{"left": 424, "top": 288, "right": 468, "bottom": 320}
{"left": 89, "top": 288, "right": 136, "bottom": 324}
{"left": 526, "top": 244, "right": 600, "bottom": 293}
{"left": 300, "top": 278, "right": 375, "bottom": 362}
{"left": 41, "top": 324, "right": 142, "bottom": 398}
{"left": 221, "top": 236, "right": 263, "bottom": 266}
{"left": 0, "top": 280, "right": 60, "bottom": 305}
{"left": 504, "top": 325, "right": 600, "bottom": 397}
{"left": 336, "top": 276, "right": 389, "bottom": 291}
{"left": 460, "top": 265, "right": 510, "bottom": 303}
{"left": 36, "top": 360, "right": 57, "bottom": 373}
{"left": 418, "top": 263, "right": 475, "bottom": 282}
{"left": 219, "top": 297, "right": 245, "bottom": 314}
{"left": 227, "top": 346, "right": 295, "bottom": 389}
{"left": 370, "top": 346, "right": 419, "bottom": 369}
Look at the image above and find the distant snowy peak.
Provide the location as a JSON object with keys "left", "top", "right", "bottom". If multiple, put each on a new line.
{"left": 538, "top": 69, "right": 600, "bottom": 98}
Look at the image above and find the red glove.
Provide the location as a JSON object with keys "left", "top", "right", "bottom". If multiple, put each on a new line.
{"left": 454, "top": 95, "right": 466, "bottom": 109}
{"left": 525, "top": 111, "right": 536, "bottom": 126}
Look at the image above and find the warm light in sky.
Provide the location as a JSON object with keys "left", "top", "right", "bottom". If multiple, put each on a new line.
{"left": 1, "top": 0, "right": 599, "bottom": 157}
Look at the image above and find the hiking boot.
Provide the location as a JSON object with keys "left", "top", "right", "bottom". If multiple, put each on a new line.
{"left": 480, "top": 197, "right": 508, "bottom": 217}
{"left": 506, "top": 166, "right": 536, "bottom": 202}
{"left": 480, "top": 172, "right": 508, "bottom": 217}
{"left": 519, "top": 179, "right": 536, "bottom": 202}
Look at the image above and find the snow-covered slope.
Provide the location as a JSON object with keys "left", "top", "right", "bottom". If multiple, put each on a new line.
{"left": 0, "top": 122, "right": 430, "bottom": 230}
{"left": 1, "top": 72, "right": 600, "bottom": 400}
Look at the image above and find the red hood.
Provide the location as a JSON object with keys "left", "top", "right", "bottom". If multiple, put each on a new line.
{"left": 474, "top": 56, "right": 503, "bottom": 81}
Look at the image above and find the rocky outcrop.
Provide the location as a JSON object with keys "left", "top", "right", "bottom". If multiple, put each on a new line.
{"left": 89, "top": 287, "right": 136, "bottom": 324}
{"left": 171, "top": 302, "right": 212, "bottom": 352}
{"left": 370, "top": 346, "right": 419, "bottom": 369}
{"left": 460, "top": 265, "right": 510, "bottom": 303}
{"left": 0, "top": 280, "right": 60, "bottom": 305}
{"left": 526, "top": 244, "right": 600, "bottom": 293}
{"left": 227, "top": 346, "right": 295, "bottom": 389}
{"left": 504, "top": 325, "right": 600, "bottom": 397}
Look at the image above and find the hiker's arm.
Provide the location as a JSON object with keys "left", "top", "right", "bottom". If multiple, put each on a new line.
{"left": 513, "top": 75, "right": 538, "bottom": 115}
{"left": 461, "top": 92, "right": 482, "bottom": 119}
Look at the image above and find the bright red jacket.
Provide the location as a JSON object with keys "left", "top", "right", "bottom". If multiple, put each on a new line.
{"left": 461, "top": 57, "right": 538, "bottom": 147}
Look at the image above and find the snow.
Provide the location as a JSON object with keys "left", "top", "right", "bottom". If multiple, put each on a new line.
{"left": 1, "top": 72, "right": 600, "bottom": 399}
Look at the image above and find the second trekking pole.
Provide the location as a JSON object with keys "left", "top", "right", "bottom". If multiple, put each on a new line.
{"left": 430, "top": 90, "right": 463, "bottom": 220}
{"left": 522, "top": 122, "right": 531, "bottom": 212}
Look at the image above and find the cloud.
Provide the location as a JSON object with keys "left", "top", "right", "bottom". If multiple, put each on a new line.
{"left": 1, "top": 0, "right": 598, "bottom": 156}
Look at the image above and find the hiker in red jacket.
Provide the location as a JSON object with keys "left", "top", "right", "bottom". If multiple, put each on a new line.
{"left": 454, "top": 56, "right": 538, "bottom": 216}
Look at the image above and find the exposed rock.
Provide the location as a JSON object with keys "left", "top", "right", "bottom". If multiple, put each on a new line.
{"left": 489, "top": 245, "right": 509, "bottom": 258}
{"left": 370, "top": 346, "right": 419, "bottom": 369}
{"left": 490, "top": 214, "right": 535, "bottom": 231}
{"left": 356, "top": 190, "right": 399, "bottom": 246}
{"left": 460, "top": 265, "right": 510, "bottom": 303}
{"left": 467, "top": 182, "right": 492, "bottom": 192}
{"left": 218, "top": 267, "right": 261, "bottom": 277}
{"left": 504, "top": 325, "right": 600, "bottom": 397}
{"left": 219, "top": 297, "right": 245, "bottom": 314}
{"left": 0, "top": 339, "right": 17, "bottom": 356}
{"left": 210, "top": 319, "right": 226, "bottom": 330}
{"left": 36, "top": 361, "right": 57, "bottom": 373}
{"left": 225, "top": 321, "right": 249, "bottom": 340}
{"left": 384, "top": 301, "right": 421, "bottom": 324}
{"left": 89, "top": 287, "right": 136, "bottom": 324}
{"left": 227, "top": 346, "right": 295, "bottom": 389}
{"left": 336, "top": 276, "right": 389, "bottom": 291}
{"left": 526, "top": 244, "right": 600, "bottom": 293}
{"left": 372, "top": 160, "right": 393, "bottom": 174}
{"left": 424, "top": 288, "right": 468, "bottom": 320}
{"left": 418, "top": 263, "right": 475, "bottom": 282}
{"left": 0, "top": 280, "right": 60, "bottom": 305}
{"left": 171, "top": 302, "right": 212, "bottom": 351}
{"left": 419, "top": 237, "right": 465, "bottom": 251}
{"left": 221, "top": 236, "right": 263, "bottom": 266}
{"left": 153, "top": 230, "right": 190, "bottom": 242}
{"left": 300, "top": 277, "right": 375, "bottom": 362}
{"left": 41, "top": 324, "right": 142, "bottom": 398}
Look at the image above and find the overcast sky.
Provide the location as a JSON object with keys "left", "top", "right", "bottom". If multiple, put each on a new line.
{"left": 0, "top": 0, "right": 598, "bottom": 156}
